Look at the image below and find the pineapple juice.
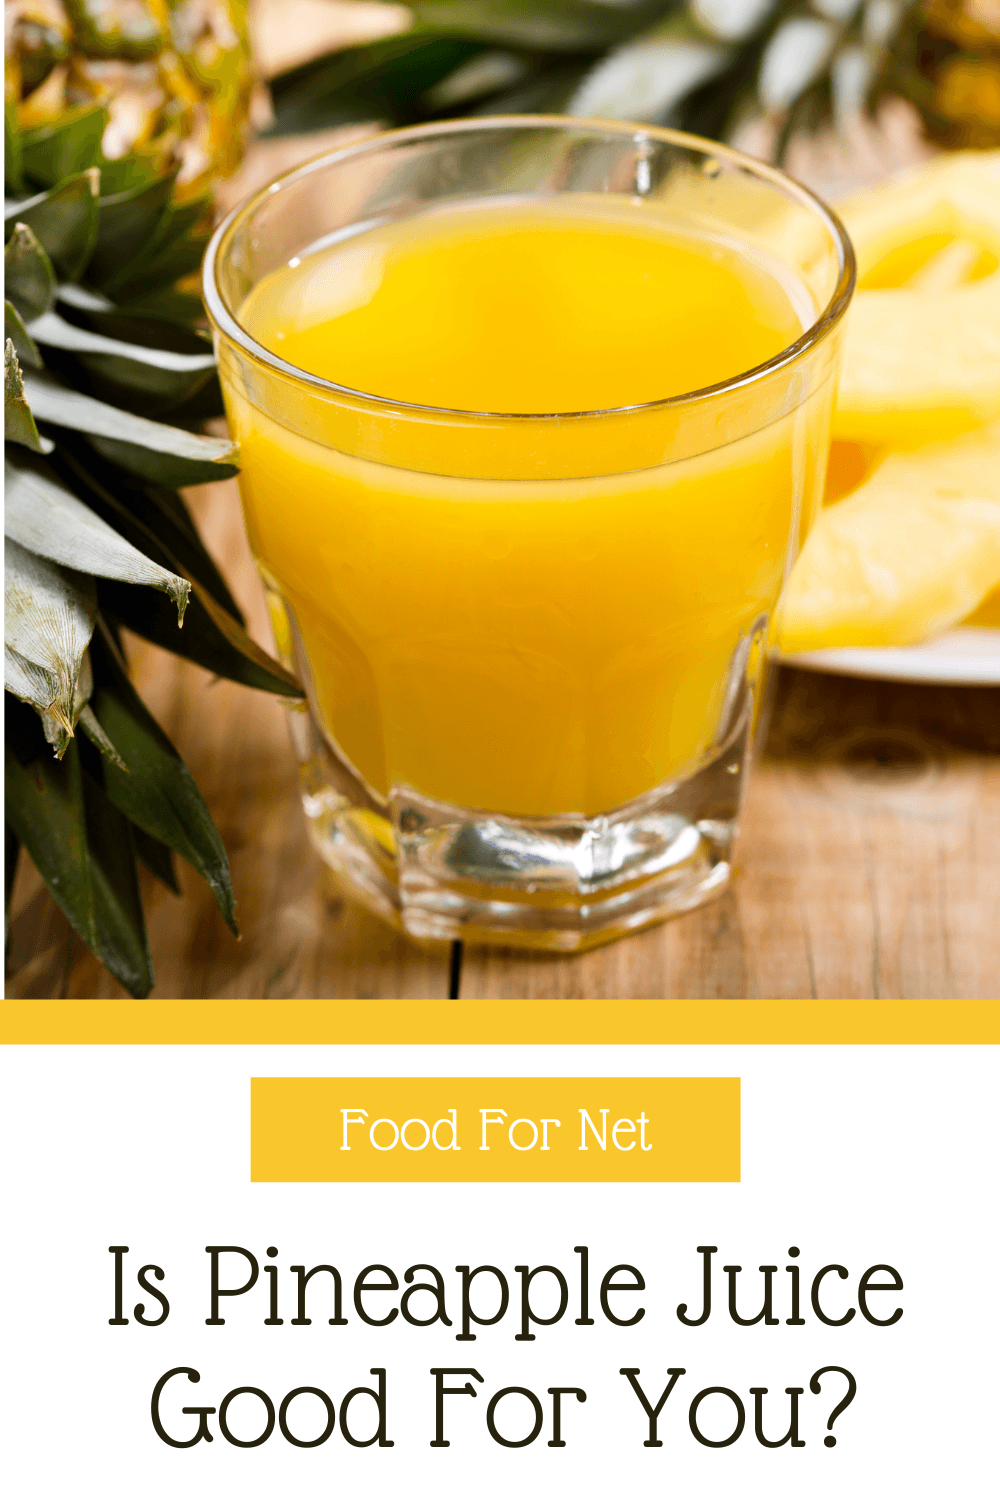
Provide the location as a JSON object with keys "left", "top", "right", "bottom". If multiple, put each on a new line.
{"left": 229, "top": 198, "right": 816, "bottom": 819}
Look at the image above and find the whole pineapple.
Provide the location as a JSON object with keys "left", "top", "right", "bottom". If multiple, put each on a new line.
{"left": 5, "top": 0, "right": 253, "bottom": 200}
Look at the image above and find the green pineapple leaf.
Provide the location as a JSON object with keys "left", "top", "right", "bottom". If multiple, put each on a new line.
{"left": 49, "top": 438, "right": 246, "bottom": 623}
{"left": 88, "top": 433, "right": 239, "bottom": 490}
{"left": 78, "top": 702, "right": 129, "bottom": 772}
{"left": 5, "top": 222, "right": 57, "bottom": 323}
{"left": 20, "top": 368, "right": 237, "bottom": 463}
{"left": 70, "top": 445, "right": 244, "bottom": 617}
{"left": 4, "top": 447, "right": 191, "bottom": 616}
{"left": 101, "top": 195, "right": 213, "bottom": 306}
{"left": 5, "top": 339, "right": 51, "bottom": 453}
{"left": 6, "top": 707, "right": 100, "bottom": 955}
{"left": 19, "top": 105, "right": 109, "bottom": 191}
{"left": 88, "top": 172, "right": 176, "bottom": 288}
{"left": 81, "top": 766, "right": 154, "bottom": 997}
{"left": 130, "top": 823, "right": 180, "bottom": 895}
{"left": 100, "top": 576, "right": 305, "bottom": 698}
{"left": 4, "top": 168, "right": 101, "bottom": 280}
{"left": 267, "top": 29, "right": 488, "bottom": 133}
{"left": 84, "top": 628, "right": 238, "bottom": 934}
{"left": 5, "top": 300, "right": 42, "bottom": 368}
{"left": 26, "top": 307, "right": 217, "bottom": 414}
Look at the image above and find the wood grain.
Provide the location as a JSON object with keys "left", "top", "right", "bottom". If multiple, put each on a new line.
{"left": 461, "top": 674, "right": 1000, "bottom": 998}
{"left": 7, "top": 478, "right": 998, "bottom": 1000}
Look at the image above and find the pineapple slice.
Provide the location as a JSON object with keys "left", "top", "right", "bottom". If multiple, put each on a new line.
{"left": 776, "top": 427, "right": 1000, "bottom": 652}
{"left": 834, "top": 151, "right": 1000, "bottom": 446}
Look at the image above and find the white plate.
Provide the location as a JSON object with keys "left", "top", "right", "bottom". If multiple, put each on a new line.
{"left": 779, "top": 627, "right": 1000, "bottom": 685}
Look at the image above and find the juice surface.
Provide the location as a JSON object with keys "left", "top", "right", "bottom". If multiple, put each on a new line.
{"left": 231, "top": 198, "right": 821, "bottom": 817}
{"left": 241, "top": 198, "right": 802, "bottom": 412}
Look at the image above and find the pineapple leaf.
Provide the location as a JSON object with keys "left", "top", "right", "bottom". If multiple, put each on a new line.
{"left": 89, "top": 172, "right": 175, "bottom": 288}
{"left": 5, "top": 340, "right": 52, "bottom": 453}
{"left": 5, "top": 710, "right": 99, "bottom": 955}
{"left": 568, "top": 18, "right": 732, "bottom": 120}
{"left": 88, "top": 434, "right": 239, "bottom": 490}
{"left": 26, "top": 309, "right": 216, "bottom": 375}
{"left": 41, "top": 649, "right": 95, "bottom": 759}
{"left": 5, "top": 682, "right": 154, "bottom": 997}
{"left": 757, "top": 16, "right": 838, "bottom": 110}
{"left": 131, "top": 824, "right": 180, "bottom": 896}
{"left": 475, "top": 59, "right": 589, "bottom": 113}
{"left": 5, "top": 223, "right": 57, "bottom": 322}
{"left": 19, "top": 106, "right": 109, "bottom": 191}
{"left": 104, "top": 236, "right": 213, "bottom": 309}
{"left": 53, "top": 301, "right": 214, "bottom": 356}
{"left": 81, "top": 767, "right": 154, "bottom": 997}
{"left": 100, "top": 577, "right": 305, "bottom": 699}
{"left": 84, "top": 629, "right": 238, "bottom": 935}
{"left": 5, "top": 96, "right": 24, "bottom": 197}
{"left": 4, "top": 538, "right": 97, "bottom": 738}
{"left": 78, "top": 703, "right": 129, "bottom": 772}
{"left": 49, "top": 439, "right": 245, "bottom": 624}
{"left": 99, "top": 197, "right": 213, "bottom": 305}
{"left": 4, "top": 168, "right": 101, "bottom": 280}
{"left": 113, "top": 284, "right": 207, "bottom": 324}
{"left": 412, "top": 0, "right": 672, "bottom": 51}
{"left": 93, "top": 153, "right": 162, "bottom": 197}
{"left": 20, "top": 369, "right": 237, "bottom": 463}
{"left": 5, "top": 645, "right": 65, "bottom": 725}
{"left": 4, "top": 448, "right": 191, "bottom": 617}
{"left": 5, "top": 301, "right": 42, "bottom": 368}
{"left": 267, "top": 29, "right": 487, "bottom": 134}
{"left": 40, "top": 345, "right": 217, "bottom": 417}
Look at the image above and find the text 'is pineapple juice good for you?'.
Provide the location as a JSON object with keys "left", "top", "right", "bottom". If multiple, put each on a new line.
{"left": 208, "top": 123, "right": 851, "bottom": 948}
{"left": 234, "top": 199, "right": 813, "bottom": 818}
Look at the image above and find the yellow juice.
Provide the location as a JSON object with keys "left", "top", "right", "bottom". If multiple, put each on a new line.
{"left": 229, "top": 198, "right": 820, "bottom": 819}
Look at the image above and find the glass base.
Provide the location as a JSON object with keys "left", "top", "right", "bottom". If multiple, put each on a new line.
{"left": 289, "top": 705, "right": 745, "bottom": 952}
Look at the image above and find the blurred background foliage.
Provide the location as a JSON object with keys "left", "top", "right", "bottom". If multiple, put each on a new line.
{"left": 254, "top": 0, "right": 1000, "bottom": 156}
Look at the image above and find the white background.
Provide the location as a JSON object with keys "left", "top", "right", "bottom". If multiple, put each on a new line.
{"left": 2, "top": 1043, "right": 996, "bottom": 1498}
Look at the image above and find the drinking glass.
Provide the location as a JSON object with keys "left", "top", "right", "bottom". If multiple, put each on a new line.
{"left": 204, "top": 117, "right": 854, "bottom": 951}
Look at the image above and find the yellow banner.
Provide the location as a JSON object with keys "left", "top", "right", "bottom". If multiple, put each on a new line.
{"left": 251, "top": 1076, "right": 740, "bottom": 1183}
{"left": 4, "top": 999, "right": 999, "bottom": 1044}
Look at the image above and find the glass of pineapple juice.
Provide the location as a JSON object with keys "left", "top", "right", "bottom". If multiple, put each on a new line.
{"left": 204, "top": 118, "right": 854, "bottom": 951}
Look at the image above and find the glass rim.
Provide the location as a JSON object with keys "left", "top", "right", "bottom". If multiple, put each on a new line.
{"left": 203, "top": 114, "right": 856, "bottom": 422}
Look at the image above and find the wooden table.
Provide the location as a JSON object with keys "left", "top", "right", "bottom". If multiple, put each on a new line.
{"left": 8, "top": 475, "right": 999, "bottom": 1001}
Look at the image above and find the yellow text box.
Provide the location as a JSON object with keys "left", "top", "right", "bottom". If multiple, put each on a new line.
{"left": 251, "top": 1076, "right": 739, "bottom": 1183}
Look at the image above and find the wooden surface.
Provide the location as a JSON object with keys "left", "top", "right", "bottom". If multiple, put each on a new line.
{"left": 7, "top": 476, "right": 999, "bottom": 1001}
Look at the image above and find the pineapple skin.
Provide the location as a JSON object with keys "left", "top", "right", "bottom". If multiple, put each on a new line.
{"left": 6, "top": 0, "right": 253, "bottom": 198}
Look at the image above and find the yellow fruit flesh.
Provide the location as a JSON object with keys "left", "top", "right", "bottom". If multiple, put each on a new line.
{"left": 778, "top": 428, "right": 1000, "bottom": 652}
{"left": 834, "top": 152, "right": 1000, "bottom": 446}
